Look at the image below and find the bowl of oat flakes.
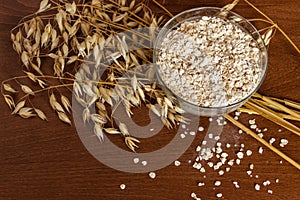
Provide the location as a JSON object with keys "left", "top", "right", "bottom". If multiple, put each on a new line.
{"left": 153, "top": 7, "right": 268, "bottom": 116}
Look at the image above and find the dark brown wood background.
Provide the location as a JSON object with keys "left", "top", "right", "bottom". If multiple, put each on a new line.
{"left": 0, "top": 0, "right": 299, "bottom": 199}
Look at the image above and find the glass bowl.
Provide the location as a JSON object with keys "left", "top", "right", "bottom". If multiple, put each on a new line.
{"left": 153, "top": 7, "right": 268, "bottom": 116}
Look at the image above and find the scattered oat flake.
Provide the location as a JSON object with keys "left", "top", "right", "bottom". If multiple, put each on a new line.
{"left": 214, "top": 180, "right": 221, "bottom": 186}
{"left": 193, "top": 162, "right": 202, "bottom": 170}
{"left": 218, "top": 170, "right": 224, "bottom": 176}
{"left": 238, "top": 129, "right": 243, "bottom": 134}
{"left": 216, "top": 147, "right": 222, "bottom": 154}
{"left": 221, "top": 152, "right": 228, "bottom": 158}
{"left": 256, "top": 128, "right": 261, "bottom": 132}
{"left": 254, "top": 183, "right": 260, "bottom": 191}
{"left": 269, "top": 138, "right": 276, "bottom": 145}
{"left": 249, "top": 119, "right": 256, "bottom": 125}
{"left": 142, "top": 161, "right": 148, "bottom": 166}
{"left": 174, "top": 160, "right": 181, "bottom": 166}
{"left": 198, "top": 126, "right": 204, "bottom": 131}
{"left": 149, "top": 172, "right": 156, "bottom": 179}
{"left": 258, "top": 147, "right": 263, "bottom": 154}
{"left": 191, "top": 192, "right": 196, "bottom": 198}
{"left": 249, "top": 163, "right": 254, "bottom": 170}
{"left": 275, "top": 178, "right": 279, "bottom": 183}
{"left": 220, "top": 158, "right": 227, "bottom": 164}
{"left": 190, "top": 131, "right": 196, "bottom": 136}
{"left": 246, "top": 150, "right": 253, "bottom": 156}
{"left": 279, "top": 138, "right": 288, "bottom": 147}
{"left": 200, "top": 167, "right": 206, "bottom": 173}
{"left": 233, "top": 181, "right": 240, "bottom": 188}
{"left": 216, "top": 193, "right": 222, "bottom": 198}
{"left": 263, "top": 180, "right": 271, "bottom": 186}
{"left": 268, "top": 189, "right": 273, "bottom": 194}
{"left": 228, "top": 159, "right": 234, "bottom": 166}
{"left": 180, "top": 133, "right": 186, "bottom": 139}
{"left": 217, "top": 161, "right": 223, "bottom": 168}
{"left": 250, "top": 124, "right": 257, "bottom": 129}
{"left": 120, "top": 184, "right": 126, "bottom": 190}
{"left": 133, "top": 158, "right": 139, "bottom": 164}
{"left": 198, "top": 182, "right": 205, "bottom": 187}
{"left": 207, "top": 162, "right": 214, "bottom": 168}
{"left": 237, "top": 152, "right": 244, "bottom": 159}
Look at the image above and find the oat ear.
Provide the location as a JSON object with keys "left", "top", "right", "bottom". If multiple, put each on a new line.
{"left": 36, "top": 0, "right": 51, "bottom": 14}
{"left": 222, "top": 0, "right": 240, "bottom": 11}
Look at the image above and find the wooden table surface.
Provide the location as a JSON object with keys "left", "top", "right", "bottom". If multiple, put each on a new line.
{"left": 0, "top": 0, "right": 299, "bottom": 199}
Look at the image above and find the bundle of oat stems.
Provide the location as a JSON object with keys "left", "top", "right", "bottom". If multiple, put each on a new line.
{"left": 1, "top": 0, "right": 300, "bottom": 169}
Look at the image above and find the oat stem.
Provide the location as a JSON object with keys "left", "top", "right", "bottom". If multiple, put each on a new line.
{"left": 238, "top": 107, "right": 300, "bottom": 121}
{"left": 100, "top": 6, "right": 149, "bottom": 27}
{"left": 274, "top": 24, "right": 300, "bottom": 55}
{"left": 271, "top": 98, "right": 300, "bottom": 110}
{"left": 2, "top": 75, "right": 72, "bottom": 84}
{"left": 77, "top": 2, "right": 150, "bottom": 26}
{"left": 73, "top": 13, "right": 150, "bottom": 41}
{"left": 225, "top": 114, "right": 300, "bottom": 170}
{"left": 244, "top": 0, "right": 300, "bottom": 55}
{"left": 19, "top": 83, "right": 73, "bottom": 101}
{"left": 16, "top": 79, "right": 119, "bottom": 101}
{"left": 107, "top": 0, "right": 151, "bottom": 25}
{"left": 257, "top": 24, "right": 276, "bottom": 34}
{"left": 243, "top": 0, "right": 274, "bottom": 23}
{"left": 152, "top": 0, "right": 173, "bottom": 17}
{"left": 280, "top": 114, "right": 300, "bottom": 121}
{"left": 247, "top": 18, "right": 274, "bottom": 24}
{"left": 254, "top": 93, "right": 300, "bottom": 119}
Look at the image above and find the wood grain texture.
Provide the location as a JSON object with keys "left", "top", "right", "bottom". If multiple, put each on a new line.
{"left": 0, "top": 0, "right": 299, "bottom": 199}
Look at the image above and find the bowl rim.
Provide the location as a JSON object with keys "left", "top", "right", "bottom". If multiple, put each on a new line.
{"left": 153, "top": 6, "right": 268, "bottom": 113}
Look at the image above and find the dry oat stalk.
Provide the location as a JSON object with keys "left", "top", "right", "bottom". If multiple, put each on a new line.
{"left": 2, "top": 0, "right": 177, "bottom": 151}
{"left": 2, "top": 0, "right": 300, "bottom": 157}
